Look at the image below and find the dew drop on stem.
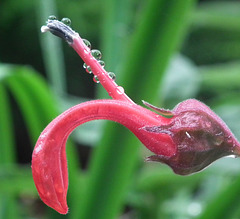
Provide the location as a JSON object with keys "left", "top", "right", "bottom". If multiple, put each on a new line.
{"left": 98, "top": 60, "right": 105, "bottom": 67}
{"left": 108, "top": 72, "right": 116, "bottom": 81}
{"left": 93, "top": 75, "right": 100, "bottom": 83}
{"left": 116, "top": 86, "right": 124, "bottom": 95}
{"left": 83, "top": 63, "right": 92, "bottom": 73}
{"left": 91, "top": 49, "right": 102, "bottom": 60}
{"left": 83, "top": 39, "right": 91, "bottom": 49}
{"left": 48, "top": 15, "right": 57, "bottom": 20}
{"left": 87, "top": 66, "right": 92, "bottom": 74}
{"left": 61, "top": 18, "right": 71, "bottom": 26}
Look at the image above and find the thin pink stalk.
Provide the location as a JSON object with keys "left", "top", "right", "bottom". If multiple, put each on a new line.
{"left": 71, "top": 37, "right": 133, "bottom": 102}
{"left": 41, "top": 18, "right": 132, "bottom": 102}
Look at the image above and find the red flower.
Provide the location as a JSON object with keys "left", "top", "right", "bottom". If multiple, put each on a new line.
{"left": 32, "top": 18, "right": 240, "bottom": 214}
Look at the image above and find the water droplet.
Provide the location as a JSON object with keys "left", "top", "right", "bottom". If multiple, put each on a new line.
{"left": 93, "top": 75, "right": 100, "bottom": 83}
{"left": 83, "top": 39, "right": 91, "bottom": 49}
{"left": 116, "top": 86, "right": 124, "bottom": 94}
{"left": 214, "top": 133, "right": 224, "bottom": 146}
{"left": 214, "top": 137, "right": 224, "bottom": 146}
{"left": 87, "top": 66, "right": 92, "bottom": 74}
{"left": 98, "top": 60, "right": 105, "bottom": 67}
{"left": 61, "top": 17, "right": 71, "bottom": 26}
{"left": 83, "top": 63, "right": 92, "bottom": 73}
{"left": 108, "top": 72, "right": 116, "bottom": 81}
{"left": 48, "top": 15, "right": 57, "bottom": 20}
{"left": 91, "top": 49, "right": 102, "bottom": 60}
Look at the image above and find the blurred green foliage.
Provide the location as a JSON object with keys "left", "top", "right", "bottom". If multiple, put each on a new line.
{"left": 0, "top": 0, "right": 240, "bottom": 218}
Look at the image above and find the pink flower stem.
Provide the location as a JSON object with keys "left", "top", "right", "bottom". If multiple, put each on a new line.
{"left": 71, "top": 36, "right": 133, "bottom": 103}
{"left": 41, "top": 19, "right": 133, "bottom": 102}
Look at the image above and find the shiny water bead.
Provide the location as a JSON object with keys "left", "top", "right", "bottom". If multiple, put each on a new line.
{"left": 48, "top": 15, "right": 57, "bottom": 20}
{"left": 87, "top": 66, "right": 92, "bottom": 74}
{"left": 93, "top": 75, "right": 100, "bottom": 83}
{"left": 108, "top": 72, "right": 116, "bottom": 81}
{"left": 83, "top": 63, "right": 87, "bottom": 69}
{"left": 91, "top": 50, "right": 102, "bottom": 60}
{"left": 98, "top": 60, "right": 105, "bottom": 67}
{"left": 116, "top": 86, "right": 124, "bottom": 94}
{"left": 83, "top": 63, "right": 92, "bottom": 73}
{"left": 83, "top": 39, "right": 91, "bottom": 49}
{"left": 61, "top": 18, "right": 71, "bottom": 26}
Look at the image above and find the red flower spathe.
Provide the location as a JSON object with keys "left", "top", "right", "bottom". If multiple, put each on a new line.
{"left": 32, "top": 18, "right": 240, "bottom": 214}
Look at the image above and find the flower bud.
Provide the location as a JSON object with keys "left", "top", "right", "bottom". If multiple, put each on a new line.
{"left": 144, "top": 99, "right": 240, "bottom": 175}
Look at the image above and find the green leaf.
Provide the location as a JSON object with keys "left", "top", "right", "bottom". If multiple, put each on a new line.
{"left": 197, "top": 175, "right": 240, "bottom": 219}
{"left": 0, "top": 67, "right": 19, "bottom": 219}
{"left": 1, "top": 64, "right": 81, "bottom": 217}
{"left": 36, "top": 0, "right": 67, "bottom": 95}
{"left": 0, "top": 84, "right": 15, "bottom": 163}
{"left": 193, "top": 2, "right": 240, "bottom": 31}
{"left": 5, "top": 70, "right": 46, "bottom": 143}
{"left": 200, "top": 62, "right": 240, "bottom": 93}
{"left": 0, "top": 166, "right": 35, "bottom": 194}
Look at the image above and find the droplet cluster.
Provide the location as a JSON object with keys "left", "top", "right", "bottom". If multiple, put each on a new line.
{"left": 48, "top": 16, "right": 72, "bottom": 27}
{"left": 46, "top": 16, "right": 117, "bottom": 85}
{"left": 82, "top": 38, "right": 116, "bottom": 84}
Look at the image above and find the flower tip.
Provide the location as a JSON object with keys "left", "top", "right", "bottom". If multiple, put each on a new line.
{"left": 41, "top": 25, "right": 49, "bottom": 33}
{"left": 42, "top": 196, "right": 68, "bottom": 214}
{"left": 38, "top": 187, "right": 69, "bottom": 214}
{"left": 56, "top": 206, "right": 69, "bottom": 215}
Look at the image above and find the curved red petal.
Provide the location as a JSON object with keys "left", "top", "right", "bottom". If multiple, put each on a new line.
{"left": 32, "top": 99, "right": 175, "bottom": 213}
